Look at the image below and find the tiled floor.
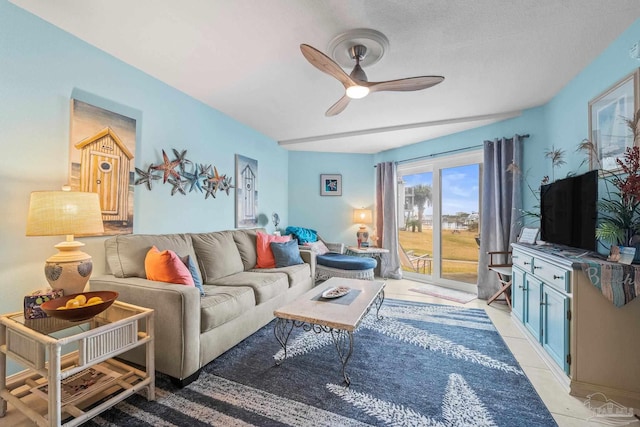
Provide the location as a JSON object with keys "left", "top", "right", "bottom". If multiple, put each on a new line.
{"left": 2, "top": 278, "right": 636, "bottom": 426}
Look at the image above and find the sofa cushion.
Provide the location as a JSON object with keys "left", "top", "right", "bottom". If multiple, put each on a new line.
{"left": 145, "top": 246, "right": 195, "bottom": 287}
{"left": 250, "top": 263, "right": 311, "bottom": 288}
{"left": 271, "top": 240, "right": 304, "bottom": 268}
{"left": 105, "top": 234, "right": 197, "bottom": 278}
{"left": 191, "top": 231, "right": 244, "bottom": 283}
{"left": 255, "top": 232, "right": 290, "bottom": 269}
{"left": 200, "top": 285, "right": 255, "bottom": 333}
{"left": 209, "top": 271, "right": 289, "bottom": 305}
{"left": 232, "top": 228, "right": 261, "bottom": 270}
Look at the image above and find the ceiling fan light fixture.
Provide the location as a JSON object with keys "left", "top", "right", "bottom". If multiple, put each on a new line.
{"left": 346, "top": 85, "right": 369, "bottom": 99}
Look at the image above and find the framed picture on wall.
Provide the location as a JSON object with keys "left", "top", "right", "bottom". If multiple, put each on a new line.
{"left": 235, "top": 154, "right": 259, "bottom": 228}
{"left": 589, "top": 68, "right": 640, "bottom": 171}
{"left": 320, "top": 174, "right": 342, "bottom": 196}
{"left": 69, "top": 98, "right": 137, "bottom": 236}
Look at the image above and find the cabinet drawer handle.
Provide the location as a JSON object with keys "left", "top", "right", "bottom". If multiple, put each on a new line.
{"left": 533, "top": 266, "right": 542, "bottom": 270}
{"left": 553, "top": 275, "right": 563, "bottom": 280}
{"left": 523, "top": 261, "right": 531, "bottom": 265}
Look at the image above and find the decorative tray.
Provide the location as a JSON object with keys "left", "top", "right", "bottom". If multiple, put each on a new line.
{"left": 322, "top": 286, "right": 351, "bottom": 299}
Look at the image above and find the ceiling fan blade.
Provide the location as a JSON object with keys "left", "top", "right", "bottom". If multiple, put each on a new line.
{"left": 367, "top": 76, "right": 444, "bottom": 93}
{"left": 326, "top": 95, "right": 351, "bottom": 117}
{"left": 300, "top": 44, "right": 356, "bottom": 88}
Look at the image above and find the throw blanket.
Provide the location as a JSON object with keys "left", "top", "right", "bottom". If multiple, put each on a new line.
{"left": 579, "top": 260, "right": 640, "bottom": 307}
{"left": 284, "top": 226, "right": 318, "bottom": 244}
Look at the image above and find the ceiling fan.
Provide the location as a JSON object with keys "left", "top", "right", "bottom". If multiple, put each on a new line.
{"left": 300, "top": 43, "right": 444, "bottom": 116}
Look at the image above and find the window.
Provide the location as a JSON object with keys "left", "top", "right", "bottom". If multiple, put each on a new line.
{"left": 397, "top": 150, "right": 482, "bottom": 291}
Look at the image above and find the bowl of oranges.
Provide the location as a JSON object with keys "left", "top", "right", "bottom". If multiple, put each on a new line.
{"left": 40, "top": 291, "right": 118, "bottom": 322}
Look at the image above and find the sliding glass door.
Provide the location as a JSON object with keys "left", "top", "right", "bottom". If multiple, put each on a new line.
{"left": 397, "top": 151, "right": 482, "bottom": 291}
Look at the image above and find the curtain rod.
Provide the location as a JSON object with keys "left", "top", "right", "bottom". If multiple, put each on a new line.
{"left": 380, "top": 133, "right": 530, "bottom": 166}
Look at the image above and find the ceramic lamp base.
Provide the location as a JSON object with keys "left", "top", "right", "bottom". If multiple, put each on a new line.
{"left": 45, "top": 259, "right": 93, "bottom": 296}
{"left": 356, "top": 226, "right": 370, "bottom": 248}
{"left": 44, "top": 240, "right": 93, "bottom": 296}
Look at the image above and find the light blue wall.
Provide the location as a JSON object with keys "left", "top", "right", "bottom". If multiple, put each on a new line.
{"left": 376, "top": 108, "right": 548, "bottom": 223}
{"left": 288, "top": 152, "right": 374, "bottom": 244}
{"left": 0, "top": 0, "right": 287, "bottom": 374}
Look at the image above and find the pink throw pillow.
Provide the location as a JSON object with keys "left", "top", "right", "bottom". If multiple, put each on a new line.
{"left": 145, "top": 246, "right": 195, "bottom": 286}
{"left": 256, "top": 232, "right": 291, "bottom": 268}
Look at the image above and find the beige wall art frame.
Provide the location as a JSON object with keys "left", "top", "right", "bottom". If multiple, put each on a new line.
{"left": 589, "top": 68, "right": 640, "bottom": 172}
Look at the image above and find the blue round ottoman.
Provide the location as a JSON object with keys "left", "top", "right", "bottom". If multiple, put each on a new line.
{"left": 315, "top": 253, "right": 377, "bottom": 281}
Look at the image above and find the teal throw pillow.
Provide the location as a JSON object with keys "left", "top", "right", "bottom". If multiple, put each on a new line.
{"left": 181, "top": 255, "right": 205, "bottom": 296}
{"left": 270, "top": 240, "right": 304, "bottom": 268}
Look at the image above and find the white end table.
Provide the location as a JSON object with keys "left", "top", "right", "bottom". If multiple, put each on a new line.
{"left": 345, "top": 246, "right": 390, "bottom": 278}
{"left": 0, "top": 300, "right": 154, "bottom": 426}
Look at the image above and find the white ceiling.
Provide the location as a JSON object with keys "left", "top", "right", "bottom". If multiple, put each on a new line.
{"left": 10, "top": 0, "right": 640, "bottom": 154}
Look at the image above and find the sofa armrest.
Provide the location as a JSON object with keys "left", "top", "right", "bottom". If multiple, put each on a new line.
{"left": 89, "top": 275, "right": 201, "bottom": 380}
{"left": 299, "top": 249, "right": 316, "bottom": 279}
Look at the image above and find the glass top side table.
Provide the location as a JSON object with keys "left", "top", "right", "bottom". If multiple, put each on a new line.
{"left": 0, "top": 300, "right": 154, "bottom": 427}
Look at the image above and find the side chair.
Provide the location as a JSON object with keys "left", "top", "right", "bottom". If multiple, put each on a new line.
{"left": 486, "top": 250, "right": 513, "bottom": 308}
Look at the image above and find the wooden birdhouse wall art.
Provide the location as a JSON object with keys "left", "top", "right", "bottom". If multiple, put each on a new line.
{"left": 74, "top": 128, "right": 133, "bottom": 223}
{"left": 70, "top": 99, "right": 136, "bottom": 236}
{"left": 235, "top": 154, "right": 258, "bottom": 228}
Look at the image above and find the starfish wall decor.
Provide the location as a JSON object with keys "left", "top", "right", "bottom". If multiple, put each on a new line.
{"left": 134, "top": 149, "right": 235, "bottom": 198}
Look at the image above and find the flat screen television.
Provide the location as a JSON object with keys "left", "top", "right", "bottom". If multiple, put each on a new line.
{"left": 539, "top": 170, "right": 598, "bottom": 251}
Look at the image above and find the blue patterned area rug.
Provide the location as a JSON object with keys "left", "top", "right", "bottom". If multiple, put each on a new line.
{"left": 86, "top": 300, "right": 557, "bottom": 426}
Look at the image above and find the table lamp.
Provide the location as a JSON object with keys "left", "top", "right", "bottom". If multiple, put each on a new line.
{"left": 353, "top": 208, "right": 373, "bottom": 248}
{"left": 26, "top": 187, "right": 104, "bottom": 296}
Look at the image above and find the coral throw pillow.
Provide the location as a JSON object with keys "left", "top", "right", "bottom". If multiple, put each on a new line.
{"left": 145, "top": 246, "right": 195, "bottom": 286}
{"left": 256, "top": 232, "right": 291, "bottom": 268}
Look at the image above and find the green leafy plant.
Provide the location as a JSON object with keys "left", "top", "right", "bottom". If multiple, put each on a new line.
{"left": 596, "top": 145, "right": 640, "bottom": 246}
{"left": 593, "top": 108, "right": 640, "bottom": 246}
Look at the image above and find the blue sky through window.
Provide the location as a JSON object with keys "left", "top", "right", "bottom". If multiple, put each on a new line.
{"left": 403, "top": 164, "right": 479, "bottom": 215}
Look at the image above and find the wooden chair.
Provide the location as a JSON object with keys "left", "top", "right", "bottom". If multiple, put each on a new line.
{"left": 399, "top": 244, "right": 432, "bottom": 274}
{"left": 486, "top": 250, "right": 512, "bottom": 308}
{"left": 486, "top": 228, "right": 538, "bottom": 308}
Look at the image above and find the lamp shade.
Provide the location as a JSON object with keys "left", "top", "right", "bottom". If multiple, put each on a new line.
{"left": 26, "top": 190, "right": 104, "bottom": 295}
{"left": 353, "top": 208, "right": 373, "bottom": 224}
{"left": 26, "top": 191, "right": 104, "bottom": 237}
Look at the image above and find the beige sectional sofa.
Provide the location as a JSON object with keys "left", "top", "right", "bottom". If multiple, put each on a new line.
{"left": 90, "top": 228, "right": 316, "bottom": 386}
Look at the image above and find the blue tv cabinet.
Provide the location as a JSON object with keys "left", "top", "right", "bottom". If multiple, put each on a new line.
{"left": 511, "top": 243, "right": 640, "bottom": 409}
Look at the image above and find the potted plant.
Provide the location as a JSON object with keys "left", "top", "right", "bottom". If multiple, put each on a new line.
{"left": 593, "top": 108, "right": 640, "bottom": 249}
{"left": 596, "top": 145, "right": 640, "bottom": 247}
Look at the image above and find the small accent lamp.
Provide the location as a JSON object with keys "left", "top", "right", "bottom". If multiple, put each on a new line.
{"left": 353, "top": 208, "right": 373, "bottom": 248}
{"left": 26, "top": 187, "right": 104, "bottom": 296}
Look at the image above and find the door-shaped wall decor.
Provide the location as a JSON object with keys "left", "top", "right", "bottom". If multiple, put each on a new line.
{"left": 70, "top": 99, "right": 136, "bottom": 235}
{"left": 235, "top": 154, "right": 258, "bottom": 228}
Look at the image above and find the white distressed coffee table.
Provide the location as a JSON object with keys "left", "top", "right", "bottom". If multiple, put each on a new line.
{"left": 273, "top": 277, "right": 385, "bottom": 385}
